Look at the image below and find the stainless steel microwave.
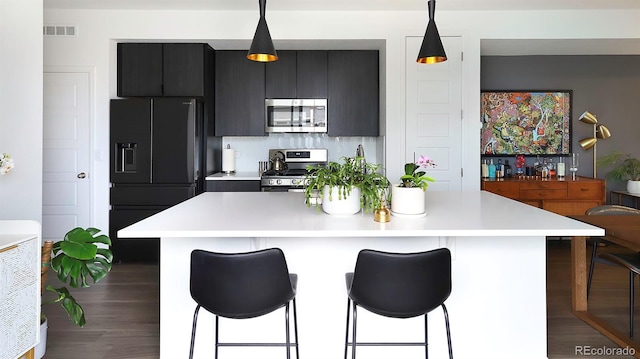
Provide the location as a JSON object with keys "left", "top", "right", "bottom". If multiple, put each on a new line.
{"left": 265, "top": 99, "right": 327, "bottom": 133}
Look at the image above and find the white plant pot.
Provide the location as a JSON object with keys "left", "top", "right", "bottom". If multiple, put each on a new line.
{"left": 321, "top": 186, "right": 361, "bottom": 215}
{"left": 391, "top": 185, "right": 426, "bottom": 215}
{"left": 628, "top": 180, "right": 640, "bottom": 194}
{"left": 35, "top": 318, "right": 47, "bottom": 359}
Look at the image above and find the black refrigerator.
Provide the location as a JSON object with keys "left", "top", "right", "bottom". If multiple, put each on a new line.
{"left": 109, "top": 98, "right": 207, "bottom": 263}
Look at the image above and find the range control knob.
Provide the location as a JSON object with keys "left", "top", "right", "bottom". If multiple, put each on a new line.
{"left": 276, "top": 179, "right": 282, "bottom": 185}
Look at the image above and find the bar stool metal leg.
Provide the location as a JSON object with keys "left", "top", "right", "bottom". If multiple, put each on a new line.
{"left": 189, "top": 305, "right": 201, "bottom": 359}
{"left": 442, "top": 303, "right": 453, "bottom": 359}
{"left": 293, "top": 298, "right": 300, "bottom": 359}
{"left": 424, "top": 313, "right": 429, "bottom": 359}
{"left": 215, "top": 315, "right": 219, "bottom": 359}
{"left": 344, "top": 298, "right": 351, "bottom": 359}
{"left": 631, "top": 272, "right": 635, "bottom": 338}
{"left": 285, "top": 303, "right": 291, "bottom": 359}
{"left": 352, "top": 303, "right": 358, "bottom": 359}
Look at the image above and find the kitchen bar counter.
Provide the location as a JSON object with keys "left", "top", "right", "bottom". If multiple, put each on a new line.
{"left": 119, "top": 191, "right": 603, "bottom": 359}
{"left": 205, "top": 171, "right": 261, "bottom": 180}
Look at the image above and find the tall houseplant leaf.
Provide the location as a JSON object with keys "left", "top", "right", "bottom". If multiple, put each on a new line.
{"left": 43, "top": 227, "right": 113, "bottom": 327}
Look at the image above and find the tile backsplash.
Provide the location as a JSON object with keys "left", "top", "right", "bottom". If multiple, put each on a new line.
{"left": 220, "top": 134, "right": 382, "bottom": 172}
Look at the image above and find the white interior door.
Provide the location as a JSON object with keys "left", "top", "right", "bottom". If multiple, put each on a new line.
{"left": 42, "top": 72, "right": 90, "bottom": 241}
{"left": 405, "top": 36, "right": 462, "bottom": 191}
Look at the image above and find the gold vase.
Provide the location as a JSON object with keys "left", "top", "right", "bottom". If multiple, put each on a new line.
{"left": 374, "top": 204, "right": 391, "bottom": 223}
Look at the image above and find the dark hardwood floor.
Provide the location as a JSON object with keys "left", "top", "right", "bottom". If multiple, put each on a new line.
{"left": 43, "top": 240, "right": 638, "bottom": 358}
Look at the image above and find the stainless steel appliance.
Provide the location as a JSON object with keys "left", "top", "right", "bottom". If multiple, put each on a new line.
{"left": 261, "top": 148, "right": 328, "bottom": 192}
{"left": 265, "top": 99, "right": 327, "bottom": 133}
{"left": 109, "top": 98, "right": 219, "bottom": 263}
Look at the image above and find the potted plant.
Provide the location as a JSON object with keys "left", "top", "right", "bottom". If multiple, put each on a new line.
{"left": 37, "top": 227, "right": 113, "bottom": 358}
{"left": 303, "top": 156, "right": 390, "bottom": 215}
{"left": 391, "top": 155, "right": 437, "bottom": 215}
{"left": 597, "top": 151, "right": 640, "bottom": 194}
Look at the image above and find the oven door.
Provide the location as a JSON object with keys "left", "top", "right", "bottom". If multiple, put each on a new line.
{"left": 261, "top": 186, "right": 304, "bottom": 192}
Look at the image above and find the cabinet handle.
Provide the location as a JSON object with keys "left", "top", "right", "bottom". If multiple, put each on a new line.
{"left": 581, "top": 188, "right": 589, "bottom": 192}
{"left": 0, "top": 244, "right": 18, "bottom": 253}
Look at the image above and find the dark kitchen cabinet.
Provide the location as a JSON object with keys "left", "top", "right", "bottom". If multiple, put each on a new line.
{"left": 117, "top": 43, "right": 213, "bottom": 97}
{"left": 266, "top": 50, "right": 328, "bottom": 99}
{"left": 328, "top": 50, "right": 379, "bottom": 136}
{"left": 215, "top": 50, "right": 266, "bottom": 136}
{"left": 206, "top": 180, "right": 261, "bottom": 192}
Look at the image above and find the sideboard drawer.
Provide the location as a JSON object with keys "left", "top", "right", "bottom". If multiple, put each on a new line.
{"left": 519, "top": 181, "right": 567, "bottom": 190}
{"left": 567, "top": 181, "right": 604, "bottom": 200}
{"left": 483, "top": 181, "right": 519, "bottom": 199}
{"left": 520, "top": 189, "right": 567, "bottom": 200}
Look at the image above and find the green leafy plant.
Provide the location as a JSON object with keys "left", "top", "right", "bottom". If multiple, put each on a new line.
{"left": 597, "top": 152, "right": 640, "bottom": 182}
{"left": 304, "top": 156, "right": 390, "bottom": 213}
{"left": 399, "top": 155, "right": 436, "bottom": 191}
{"left": 42, "top": 227, "right": 113, "bottom": 327}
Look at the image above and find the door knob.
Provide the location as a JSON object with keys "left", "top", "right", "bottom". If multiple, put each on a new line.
{"left": 77, "top": 172, "right": 86, "bottom": 179}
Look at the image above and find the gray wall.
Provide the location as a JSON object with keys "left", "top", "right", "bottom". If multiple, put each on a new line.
{"left": 481, "top": 55, "right": 640, "bottom": 202}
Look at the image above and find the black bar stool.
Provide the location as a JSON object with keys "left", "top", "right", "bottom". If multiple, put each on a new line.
{"left": 598, "top": 252, "right": 640, "bottom": 338}
{"left": 344, "top": 248, "right": 453, "bottom": 359}
{"left": 188, "top": 248, "right": 299, "bottom": 359}
{"left": 585, "top": 205, "right": 640, "bottom": 298}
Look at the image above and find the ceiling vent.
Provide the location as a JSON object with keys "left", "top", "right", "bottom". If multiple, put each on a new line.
{"left": 43, "top": 25, "right": 77, "bottom": 37}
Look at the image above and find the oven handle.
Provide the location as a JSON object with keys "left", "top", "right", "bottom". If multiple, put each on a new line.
{"left": 287, "top": 188, "right": 305, "bottom": 193}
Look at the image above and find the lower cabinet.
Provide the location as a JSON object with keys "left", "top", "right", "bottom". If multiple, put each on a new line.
{"left": 206, "top": 180, "right": 261, "bottom": 192}
{"left": 0, "top": 221, "right": 40, "bottom": 359}
{"left": 482, "top": 177, "right": 606, "bottom": 216}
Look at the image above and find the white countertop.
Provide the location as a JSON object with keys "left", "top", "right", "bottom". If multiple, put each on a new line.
{"left": 205, "top": 172, "right": 261, "bottom": 180}
{"left": 119, "top": 190, "right": 604, "bottom": 238}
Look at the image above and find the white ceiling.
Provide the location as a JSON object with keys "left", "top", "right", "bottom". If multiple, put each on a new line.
{"left": 43, "top": 0, "right": 640, "bottom": 55}
{"left": 43, "top": 0, "right": 640, "bottom": 11}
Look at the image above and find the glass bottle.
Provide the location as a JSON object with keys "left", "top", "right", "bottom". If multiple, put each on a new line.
{"left": 481, "top": 159, "right": 489, "bottom": 179}
{"left": 557, "top": 157, "right": 566, "bottom": 178}
{"left": 497, "top": 159, "right": 504, "bottom": 178}
{"left": 488, "top": 159, "right": 496, "bottom": 179}
{"left": 504, "top": 160, "right": 512, "bottom": 178}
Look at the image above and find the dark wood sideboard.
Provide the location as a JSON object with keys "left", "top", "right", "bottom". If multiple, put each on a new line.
{"left": 482, "top": 176, "right": 606, "bottom": 216}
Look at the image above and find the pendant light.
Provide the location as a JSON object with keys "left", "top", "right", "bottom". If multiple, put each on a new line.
{"left": 416, "top": 0, "right": 447, "bottom": 64}
{"left": 247, "top": 0, "right": 278, "bottom": 62}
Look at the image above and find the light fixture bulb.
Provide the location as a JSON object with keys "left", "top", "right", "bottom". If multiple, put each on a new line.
{"left": 596, "top": 124, "right": 611, "bottom": 139}
{"left": 579, "top": 137, "right": 597, "bottom": 150}
{"left": 579, "top": 111, "right": 598, "bottom": 125}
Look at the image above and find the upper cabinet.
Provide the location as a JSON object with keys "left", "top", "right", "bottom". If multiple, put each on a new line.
{"left": 328, "top": 50, "right": 379, "bottom": 137}
{"left": 117, "top": 43, "right": 213, "bottom": 97}
{"left": 266, "top": 50, "right": 328, "bottom": 99}
{"left": 214, "top": 51, "right": 266, "bottom": 136}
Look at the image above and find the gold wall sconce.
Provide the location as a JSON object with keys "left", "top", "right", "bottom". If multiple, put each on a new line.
{"left": 578, "top": 111, "right": 612, "bottom": 177}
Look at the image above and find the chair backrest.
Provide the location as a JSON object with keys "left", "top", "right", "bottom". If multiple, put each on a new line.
{"left": 349, "top": 248, "right": 451, "bottom": 319}
{"left": 190, "top": 248, "right": 295, "bottom": 319}
{"left": 586, "top": 205, "right": 640, "bottom": 216}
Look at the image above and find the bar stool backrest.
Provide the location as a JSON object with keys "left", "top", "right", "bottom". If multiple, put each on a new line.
{"left": 190, "top": 248, "right": 295, "bottom": 319}
{"left": 586, "top": 205, "right": 640, "bottom": 216}
{"left": 349, "top": 248, "right": 451, "bottom": 319}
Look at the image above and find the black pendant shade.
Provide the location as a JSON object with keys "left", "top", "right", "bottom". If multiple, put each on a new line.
{"left": 247, "top": 0, "right": 278, "bottom": 62}
{"left": 417, "top": 0, "right": 447, "bottom": 64}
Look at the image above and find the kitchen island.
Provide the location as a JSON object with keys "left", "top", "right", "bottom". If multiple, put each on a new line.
{"left": 119, "top": 191, "right": 603, "bottom": 359}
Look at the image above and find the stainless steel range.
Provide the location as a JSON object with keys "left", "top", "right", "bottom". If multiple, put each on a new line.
{"left": 260, "top": 148, "right": 328, "bottom": 192}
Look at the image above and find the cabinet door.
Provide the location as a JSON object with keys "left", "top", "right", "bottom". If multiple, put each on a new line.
{"left": 265, "top": 50, "right": 297, "bottom": 98}
{"left": 215, "top": 51, "right": 266, "bottom": 136}
{"left": 117, "top": 43, "right": 163, "bottom": 97}
{"left": 163, "top": 43, "right": 205, "bottom": 97}
{"left": 206, "top": 180, "right": 261, "bottom": 192}
{"left": 297, "top": 50, "right": 327, "bottom": 98}
{"left": 328, "top": 50, "right": 379, "bottom": 136}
